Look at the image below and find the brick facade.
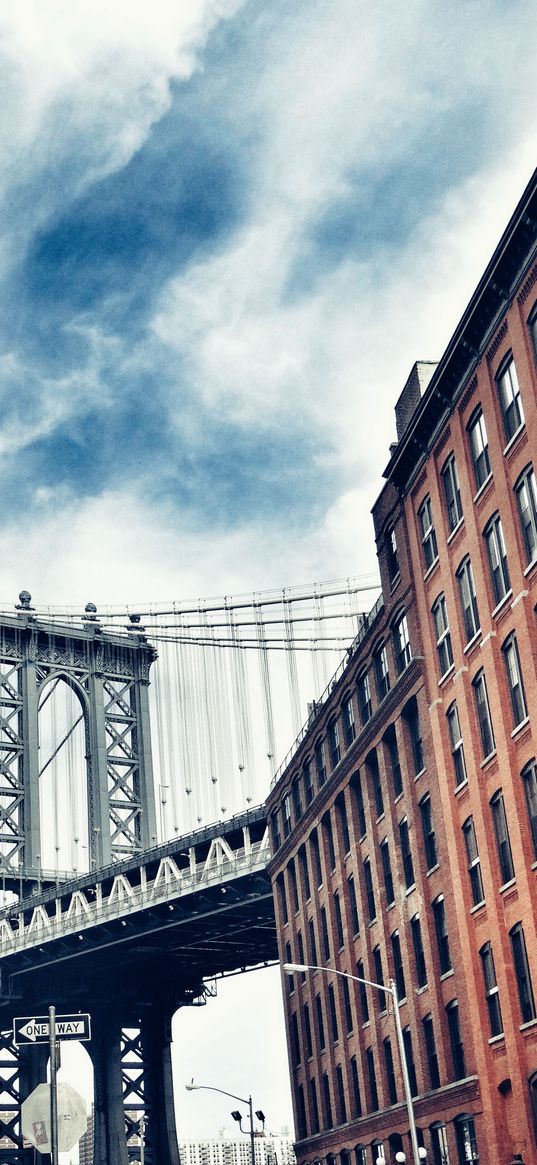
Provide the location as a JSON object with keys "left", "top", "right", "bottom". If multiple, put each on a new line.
{"left": 267, "top": 169, "right": 537, "bottom": 1165}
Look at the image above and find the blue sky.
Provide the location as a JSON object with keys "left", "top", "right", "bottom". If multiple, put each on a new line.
{"left": 1, "top": 2, "right": 537, "bottom": 1143}
{"left": 1, "top": 0, "right": 536, "bottom": 610}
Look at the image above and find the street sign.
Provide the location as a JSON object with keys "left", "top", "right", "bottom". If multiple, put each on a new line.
{"left": 22, "top": 1082, "right": 87, "bottom": 1154}
{"left": 13, "top": 1013, "right": 91, "bottom": 1045}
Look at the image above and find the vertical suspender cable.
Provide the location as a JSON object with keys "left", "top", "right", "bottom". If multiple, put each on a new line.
{"left": 283, "top": 591, "right": 301, "bottom": 737}
{"left": 255, "top": 603, "right": 276, "bottom": 779}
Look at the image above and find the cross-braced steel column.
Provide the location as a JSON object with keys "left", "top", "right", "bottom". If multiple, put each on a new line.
{"left": 138, "top": 1005, "right": 180, "bottom": 1165}
{"left": 91, "top": 1009, "right": 129, "bottom": 1165}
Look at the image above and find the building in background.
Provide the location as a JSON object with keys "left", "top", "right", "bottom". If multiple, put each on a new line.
{"left": 267, "top": 169, "right": 537, "bottom": 1165}
{"left": 179, "top": 1133, "right": 296, "bottom": 1165}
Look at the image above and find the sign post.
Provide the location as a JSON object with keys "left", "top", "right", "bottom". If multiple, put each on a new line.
{"left": 49, "top": 1006, "right": 58, "bottom": 1165}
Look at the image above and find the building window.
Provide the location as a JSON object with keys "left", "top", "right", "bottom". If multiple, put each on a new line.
{"left": 322, "top": 812, "right": 336, "bottom": 871}
{"left": 418, "top": 494, "right": 438, "bottom": 570}
{"left": 348, "top": 876, "right": 360, "bottom": 935}
{"left": 357, "top": 672, "right": 373, "bottom": 726}
{"left": 502, "top": 633, "right": 528, "bottom": 728}
{"left": 480, "top": 941, "right": 503, "bottom": 1037}
{"left": 304, "top": 1002, "right": 313, "bottom": 1058}
{"left": 289, "top": 859, "right": 299, "bottom": 912}
{"left": 315, "top": 738, "right": 326, "bottom": 787}
{"left": 380, "top": 839, "right": 395, "bottom": 907}
{"left": 309, "top": 1079, "right": 320, "bottom": 1134}
{"left": 374, "top": 643, "right": 390, "bottom": 701}
{"left": 342, "top": 693, "right": 356, "bottom": 747}
{"left": 296, "top": 1085, "right": 306, "bottom": 1139}
{"left": 522, "top": 758, "right": 537, "bottom": 859}
{"left": 454, "top": 1116, "right": 479, "bottom": 1164}
{"left": 366, "top": 1047, "right": 379, "bottom": 1112}
{"left": 530, "top": 301, "right": 537, "bottom": 360}
{"left": 404, "top": 698, "right": 425, "bottom": 775}
{"left": 385, "top": 726, "right": 402, "bottom": 798}
{"left": 399, "top": 818, "right": 415, "bottom": 889}
{"left": 282, "top": 795, "right": 292, "bottom": 839}
{"left": 297, "top": 931, "right": 306, "bottom": 977}
{"left": 364, "top": 857, "right": 376, "bottom": 922}
{"left": 462, "top": 817, "right": 484, "bottom": 907}
{"left": 456, "top": 556, "right": 480, "bottom": 643}
{"left": 334, "top": 892, "right": 344, "bottom": 949}
{"left": 484, "top": 512, "right": 510, "bottom": 605}
{"left": 351, "top": 771, "right": 367, "bottom": 838}
{"left": 433, "top": 895, "right": 451, "bottom": 974}
{"left": 322, "top": 1073, "right": 333, "bottom": 1129}
{"left": 467, "top": 406, "right": 491, "bottom": 489}
{"left": 335, "top": 792, "right": 351, "bottom": 855}
{"left": 472, "top": 669, "right": 495, "bottom": 759}
{"left": 285, "top": 941, "right": 294, "bottom": 991}
{"left": 357, "top": 959, "right": 369, "bottom": 1023}
{"left": 419, "top": 793, "right": 438, "bottom": 870}
{"left": 328, "top": 718, "right": 341, "bottom": 768}
{"left": 372, "top": 946, "right": 385, "bottom": 1012}
{"left": 328, "top": 983, "right": 339, "bottom": 1042}
{"left": 496, "top": 354, "right": 524, "bottom": 442}
{"left": 432, "top": 593, "right": 453, "bottom": 676}
{"left": 291, "top": 1012, "right": 301, "bottom": 1066}
{"left": 490, "top": 790, "right": 515, "bottom": 885}
{"left": 315, "top": 994, "right": 325, "bottom": 1051}
{"left": 441, "top": 453, "right": 463, "bottom": 532}
{"left": 276, "top": 874, "right": 288, "bottom": 924}
{"left": 299, "top": 846, "right": 311, "bottom": 901}
{"left": 343, "top": 976, "right": 353, "bottom": 1034}
{"left": 336, "top": 1064, "right": 347, "bottom": 1125}
{"left": 309, "top": 917, "right": 317, "bottom": 965}
{"left": 510, "top": 922, "right": 536, "bottom": 1023}
{"left": 350, "top": 1058, "right": 362, "bottom": 1118}
{"left": 271, "top": 815, "right": 281, "bottom": 853}
{"left": 386, "top": 525, "right": 399, "bottom": 583}
{"left": 303, "top": 759, "right": 314, "bottom": 805}
{"left": 321, "top": 906, "right": 330, "bottom": 961}
{"left": 446, "top": 1000, "right": 466, "bottom": 1080}
{"left": 393, "top": 611, "right": 412, "bottom": 673}
{"left": 430, "top": 1123, "right": 450, "bottom": 1165}
{"left": 384, "top": 1037, "right": 398, "bottom": 1104}
{"left": 515, "top": 464, "right": 537, "bottom": 565}
{"left": 367, "top": 749, "right": 384, "bottom": 818}
{"left": 411, "top": 915, "right": 427, "bottom": 988}
{"left": 402, "top": 1027, "right": 418, "bottom": 1097}
{"left": 310, "top": 828, "right": 322, "bottom": 886}
{"left": 447, "top": 702, "right": 467, "bottom": 787}
{"left": 423, "top": 1014, "right": 440, "bottom": 1089}
{"left": 391, "top": 930, "right": 406, "bottom": 1000}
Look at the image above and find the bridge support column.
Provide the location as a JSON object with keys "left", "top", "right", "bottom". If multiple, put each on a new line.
{"left": 140, "top": 1004, "right": 180, "bottom": 1165}
{"left": 91, "top": 1011, "right": 129, "bottom": 1165}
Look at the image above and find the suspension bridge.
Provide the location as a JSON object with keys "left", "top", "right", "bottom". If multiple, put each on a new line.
{"left": 0, "top": 576, "right": 377, "bottom": 1164}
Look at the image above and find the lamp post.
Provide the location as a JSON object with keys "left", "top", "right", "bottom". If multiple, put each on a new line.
{"left": 185, "top": 1079, "right": 262, "bottom": 1165}
{"left": 283, "top": 963, "right": 424, "bottom": 1165}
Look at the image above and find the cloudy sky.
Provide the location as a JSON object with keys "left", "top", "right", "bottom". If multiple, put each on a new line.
{"left": 2, "top": 0, "right": 537, "bottom": 1150}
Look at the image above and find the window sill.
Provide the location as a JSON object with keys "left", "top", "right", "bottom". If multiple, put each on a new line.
{"left": 488, "top": 1033, "right": 505, "bottom": 1046}
{"left": 473, "top": 472, "right": 493, "bottom": 503}
{"left": 455, "top": 778, "right": 469, "bottom": 796}
{"left": 503, "top": 422, "right": 526, "bottom": 458}
{"left": 390, "top": 572, "right": 401, "bottom": 595}
{"left": 491, "top": 590, "right": 513, "bottom": 619}
{"left": 440, "top": 968, "right": 454, "bottom": 981}
{"left": 405, "top": 883, "right": 417, "bottom": 896}
{"left": 480, "top": 750, "right": 497, "bottom": 770}
{"left": 520, "top": 1018, "right": 537, "bottom": 1033}
{"left": 424, "top": 557, "right": 440, "bottom": 583}
{"left": 463, "top": 631, "right": 482, "bottom": 655}
{"left": 512, "top": 717, "right": 530, "bottom": 739}
{"left": 470, "top": 900, "right": 486, "bottom": 915}
{"left": 438, "top": 664, "right": 455, "bottom": 687}
{"left": 426, "top": 863, "right": 440, "bottom": 877}
{"left": 499, "top": 877, "right": 516, "bottom": 895}
{"left": 414, "top": 765, "right": 427, "bottom": 781}
{"left": 447, "top": 518, "right": 465, "bottom": 545}
{"left": 523, "top": 556, "right": 537, "bottom": 579}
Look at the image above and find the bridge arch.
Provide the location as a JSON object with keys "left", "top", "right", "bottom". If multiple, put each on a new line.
{"left": 37, "top": 671, "right": 90, "bottom": 874}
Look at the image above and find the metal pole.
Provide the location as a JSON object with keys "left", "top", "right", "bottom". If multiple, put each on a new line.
{"left": 389, "top": 978, "right": 421, "bottom": 1165}
{"left": 140, "top": 1114, "right": 145, "bottom": 1165}
{"left": 48, "top": 1005, "right": 59, "bottom": 1165}
{"left": 248, "top": 1095, "right": 255, "bottom": 1165}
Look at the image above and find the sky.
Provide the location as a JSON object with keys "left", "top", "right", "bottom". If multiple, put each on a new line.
{"left": 2, "top": 0, "right": 537, "bottom": 1154}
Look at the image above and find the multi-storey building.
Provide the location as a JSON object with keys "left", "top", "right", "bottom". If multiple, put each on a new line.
{"left": 179, "top": 1134, "right": 296, "bottom": 1165}
{"left": 267, "top": 169, "right": 537, "bottom": 1165}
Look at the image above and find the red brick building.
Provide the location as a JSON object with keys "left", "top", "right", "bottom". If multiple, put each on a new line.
{"left": 266, "top": 169, "right": 537, "bottom": 1165}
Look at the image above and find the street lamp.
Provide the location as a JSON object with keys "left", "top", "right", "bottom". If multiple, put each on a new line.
{"left": 185, "top": 1079, "right": 261, "bottom": 1165}
{"left": 283, "top": 963, "right": 424, "bottom": 1165}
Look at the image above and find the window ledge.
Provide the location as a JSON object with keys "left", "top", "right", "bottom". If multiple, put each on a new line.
{"left": 447, "top": 518, "right": 465, "bottom": 545}
{"left": 473, "top": 473, "right": 493, "bottom": 502}
{"left": 520, "top": 1017, "right": 537, "bottom": 1033}
{"left": 440, "top": 969, "right": 454, "bottom": 981}
{"left": 390, "top": 572, "right": 401, "bottom": 594}
{"left": 426, "top": 863, "right": 440, "bottom": 877}
{"left": 480, "top": 750, "right": 497, "bottom": 770}
{"left": 463, "top": 631, "right": 482, "bottom": 655}
{"left": 523, "top": 556, "right": 537, "bottom": 579}
{"left": 503, "top": 422, "right": 526, "bottom": 457}
{"left": 424, "top": 557, "right": 440, "bottom": 583}
{"left": 491, "top": 591, "right": 513, "bottom": 619}
{"left": 438, "top": 664, "right": 455, "bottom": 687}
{"left": 488, "top": 1033, "right": 505, "bottom": 1046}
{"left": 414, "top": 766, "right": 427, "bottom": 781}
{"left": 470, "top": 900, "right": 486, "bottom": 915}
{"left": 499, "top": 877, "right": 516, "bottom": 895}
{"left": 405, "top": 883, "right": 417, "bottom": 896}
{"left": 511, "top": 717, "right": 530, "bottom": 739}
{"left": 455, "top": 779, "right": 469, "bottom": 796}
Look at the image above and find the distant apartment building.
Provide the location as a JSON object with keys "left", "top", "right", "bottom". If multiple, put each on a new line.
{"left": 267, "top": 169, "right": 537, "bottom": 1165}
{"left": 179, "top": 1133, "right": 296, "bottom": 1165}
